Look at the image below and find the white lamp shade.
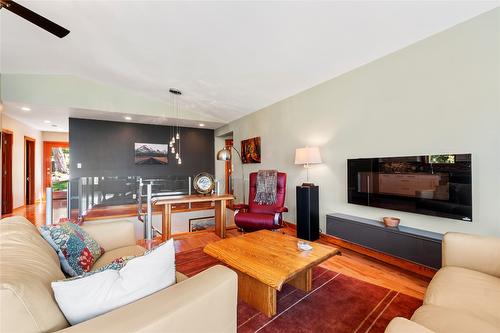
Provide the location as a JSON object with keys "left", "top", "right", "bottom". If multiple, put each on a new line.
{"left": 294, "top": 147, "right": 322, "bottom": 165}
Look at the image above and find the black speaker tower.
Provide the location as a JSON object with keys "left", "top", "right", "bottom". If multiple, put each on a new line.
{"left": 296, "top": 185, "right": 319, "bottom": 241}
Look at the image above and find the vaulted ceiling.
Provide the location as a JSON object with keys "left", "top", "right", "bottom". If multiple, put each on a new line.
{"left": 1, "top": 1, "right": 498, "bottom": 131}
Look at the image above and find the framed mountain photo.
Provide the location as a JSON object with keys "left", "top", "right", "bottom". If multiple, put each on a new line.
{"left": 134, "top": 143, "right": 168, "bottom": 165}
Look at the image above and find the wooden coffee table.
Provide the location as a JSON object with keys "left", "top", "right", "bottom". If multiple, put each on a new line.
{"left": 203, "top": 230, "right": 340, "bottom": 317}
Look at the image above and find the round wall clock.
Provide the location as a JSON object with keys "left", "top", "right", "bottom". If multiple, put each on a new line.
{"left": 193, "top": 173, "right": 215, "bottom": 195}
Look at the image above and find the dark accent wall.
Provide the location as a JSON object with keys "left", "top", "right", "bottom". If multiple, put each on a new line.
{"left": 69, "top": 118, "right": 214, "bottom": 178}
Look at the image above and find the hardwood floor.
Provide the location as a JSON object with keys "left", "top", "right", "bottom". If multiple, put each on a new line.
{"left": 3, "top": 200, "right": 67, "bottom": 226}
{"left": 174, "top": 227, "right": 430, "bottom": 299}
{"left": 4, "top": 202, "right": 430, "bottom": 300}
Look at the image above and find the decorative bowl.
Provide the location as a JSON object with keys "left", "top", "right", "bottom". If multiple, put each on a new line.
{"left": 383, "top": 217, "right": 400, "bottom": 227}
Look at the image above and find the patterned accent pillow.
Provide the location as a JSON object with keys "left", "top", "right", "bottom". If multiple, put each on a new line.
{"left": 63, "top": 256, "right": 135, "bottom": 281}
{"left": 39, "top": 222, "right": 105, "bottom": 276}
{"left": 90, "top": 256, "right": 134, "bottom": 274}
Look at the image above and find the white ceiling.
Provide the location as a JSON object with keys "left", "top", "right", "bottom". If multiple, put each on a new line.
{"left": 2, "top": 101, "right": 225, "bottom": 131}
{"left": 1, "top": 1, "right": 499, "bottom": 131}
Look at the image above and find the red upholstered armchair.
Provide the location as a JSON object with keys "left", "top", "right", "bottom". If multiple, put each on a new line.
{"left": 234, "top": 172, "right": 288, "bottom": 231}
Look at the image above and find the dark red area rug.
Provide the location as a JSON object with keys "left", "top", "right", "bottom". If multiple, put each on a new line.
{"left": 176, "top": 247, "right": 421, "bottom": 333}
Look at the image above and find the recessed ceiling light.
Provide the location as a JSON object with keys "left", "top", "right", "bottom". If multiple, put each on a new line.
{"left": 44, "top": 120, "right": 51, "bottom": 124}
{"left": 199, "top": 123, "right": 205, "bottom": 127}
{"left": 51, "top": 124, "right": 58, "bottom": 127}
{"left": 21, "top": 106, "right": 31, "bottom": 111}
{"left": 124, "top": 116, "right": 132, "bottom": 121}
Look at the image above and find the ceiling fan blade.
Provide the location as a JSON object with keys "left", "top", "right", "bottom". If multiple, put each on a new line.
{"left": 1, "top": 0, "right": 69, "bottom": 38}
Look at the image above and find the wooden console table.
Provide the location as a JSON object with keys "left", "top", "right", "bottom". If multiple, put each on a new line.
{"left": 153, "top": 194, "right": 234, "bottom": 240}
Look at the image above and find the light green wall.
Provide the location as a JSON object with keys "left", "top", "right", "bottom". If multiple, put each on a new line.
{"left": 216, "top": 8, "right": 500, "bottom": 236}
{"left": 0, "top": 74, "right": 222, "bottom": 123}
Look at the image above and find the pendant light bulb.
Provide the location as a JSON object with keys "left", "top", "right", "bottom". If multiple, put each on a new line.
{"left": 171, "top": 147, "right": 175, "bottom": 154}
{"left": 169, "top": 142, "right": 173, "bottom": 148}
{"left": 176, "top": 132, "right": 180, "bottom": 140}
{"left": 178, "top": 158, "right": 182, "bottom": 165}
{"left": 175, "top": 153, "right": 179, "bottom": 159}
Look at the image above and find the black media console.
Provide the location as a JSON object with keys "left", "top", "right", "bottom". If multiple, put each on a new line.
{"left": 326, "top": 213, "right": 443, "bottom": 269}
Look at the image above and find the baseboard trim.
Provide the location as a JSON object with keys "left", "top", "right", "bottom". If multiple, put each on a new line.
{"left": 284, "top": 221, "right": 436, "bottom": 278}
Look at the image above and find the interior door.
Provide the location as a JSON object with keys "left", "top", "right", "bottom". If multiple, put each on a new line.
{"left": 1, "top": 131, "right": 13, "bottom": 214}
{"left": 25, "top": 137, "right": 36, "bottom": 205}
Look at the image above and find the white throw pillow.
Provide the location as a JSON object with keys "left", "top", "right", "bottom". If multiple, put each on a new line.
{"left": 52, "top": 239, "right": 176, "bottom": 325}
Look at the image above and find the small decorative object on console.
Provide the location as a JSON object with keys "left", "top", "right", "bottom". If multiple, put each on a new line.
{"left": 193, "top": 172, "right": 216, "bottom": 194}
{"left": 383, "top": 216, "right": 401, "bottom": 227}
{"left": 297, "top": 240, "right": 313, "bottom": 251}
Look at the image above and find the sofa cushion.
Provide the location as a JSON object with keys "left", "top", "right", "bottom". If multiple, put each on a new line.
{"left": 39, "top": 222, "right": 105, "bottom": 276}
{"left": 52, "top": 239, "right": 176, "bottom": 325}
{"left": 0, "top": 216, "right": 69, "bottom": 333}
{"left": 424, "top": 266, "right": 500, "bottom": 326}
{"left": 234, "top": 212, "right": 277, "bottom": 230}
{"left": 385, "top": 317, "right": 436, "bottom": 333}
{"left": 80, "top": 220, "right": 137, "bottom": 252}
{"left": 412, "top": 305, "right": 500, "bottom": 333}
{"left": 92, "top": 245, "right": 146, "bottom": 270}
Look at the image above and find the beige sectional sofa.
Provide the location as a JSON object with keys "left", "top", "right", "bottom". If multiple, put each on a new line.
{"left": 386, "top": 232, "right": 500, "bottom": 333}
{"left": 0, "top": 216, "right": 238, "bottom": 333}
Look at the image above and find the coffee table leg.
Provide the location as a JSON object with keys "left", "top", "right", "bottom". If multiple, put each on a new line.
{"left": 236, "top": 270, "right": 277, "bottom": 317}
{"left": 288, "top": 268, "right": 312, "bottom": 292}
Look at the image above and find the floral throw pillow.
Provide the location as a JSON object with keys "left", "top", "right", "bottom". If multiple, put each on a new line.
{"left": 63, "top": 256, "right": 135, "bottom": 281}
{"left": 39, "top": 222, "right": 105, "bottom": 277}
{"left": 90, "top": 256, "right": 134, "bottom": 274}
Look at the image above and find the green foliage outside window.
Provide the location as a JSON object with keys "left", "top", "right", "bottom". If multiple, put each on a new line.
{"left": 429, "top": 155, "right": 455, "bottom": 164}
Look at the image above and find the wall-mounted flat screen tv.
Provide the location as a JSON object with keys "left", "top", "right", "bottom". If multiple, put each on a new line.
{"left": 347, "top": 154, "right": 472, "bottom": 222}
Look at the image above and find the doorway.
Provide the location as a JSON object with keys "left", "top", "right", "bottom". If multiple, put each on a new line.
{"left": 1, "top": 130, "right": 13, "bottom": 214}
{"left": 43, "top": 141, "right": 70, "bottom": 200}
{"left": 24, "top": 136, "right": 36, "bottom": 205}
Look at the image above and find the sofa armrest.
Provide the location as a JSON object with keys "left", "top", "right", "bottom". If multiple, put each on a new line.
{"left": 57, "top": 265, "right": 237, "bottom": 333}
{"left": 80, "top": 220, "right": 136, "bottom": 252}
{"left": 442, "top": 232, "right": 500, "bottom": 277}
{"left": 385, "top": 318, "right": 436, "bottom": 333}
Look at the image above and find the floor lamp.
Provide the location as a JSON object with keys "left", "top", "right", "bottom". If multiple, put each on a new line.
{"left": 216, "top": 146, "right": 246, "bottom": 204}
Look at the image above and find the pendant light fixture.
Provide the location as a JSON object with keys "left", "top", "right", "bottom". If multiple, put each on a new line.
{"left": 169, "top": 88, "right": 182, "bottom": 164}
{"left": 168, "top": 91, "right": 175, "bottom": 152}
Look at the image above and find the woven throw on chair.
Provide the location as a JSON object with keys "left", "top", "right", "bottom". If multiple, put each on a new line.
{"left": 254, "top": 169, "right": 278, "bottom": 205}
